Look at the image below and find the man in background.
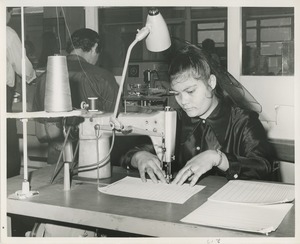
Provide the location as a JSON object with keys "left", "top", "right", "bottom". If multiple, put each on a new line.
{"left": 32, "top": 28, "right": 119, "bottom": 165}
{"left": 202, "top": 38, "right": 221, "bottom": 65}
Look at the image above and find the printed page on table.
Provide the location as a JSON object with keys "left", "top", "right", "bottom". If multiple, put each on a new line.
{"left": 208, "top": 180, "right": 295, "bottom": 205}
{"left": 181, "top": 201, "right": 293, "bottom": 235}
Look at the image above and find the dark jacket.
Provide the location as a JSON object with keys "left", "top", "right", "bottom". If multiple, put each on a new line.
{"left": 178, "top": 98, "right": 273, "bottom": 180}
{"left": 33, "top": 54, "right": 118, "bottom": 112}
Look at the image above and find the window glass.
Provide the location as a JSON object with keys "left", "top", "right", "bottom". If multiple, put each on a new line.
{"left": 261, "top": 27, "right": 291, "bottom": 42}
{"left": 246, "top": 29, "right": 257, "bottom": 42}
{"left": 261, "top": 18, "right": 291, "bottom": 26}
{"left": 242, "top": 7, "right": 294, "bottom": 76}
{"left": 197, "top": 22, "right": 224, "bottom": 29}
{"left": 197, "top": 30, "right": 224, "bottom": 44}
{"left": 192, "top": 7, "right": 227, "bottom": 68}
{"left": 246, "top": 20, "right": 257, "bottom": 27}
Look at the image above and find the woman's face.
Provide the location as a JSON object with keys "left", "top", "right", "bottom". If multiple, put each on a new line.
{"left": 171, "top": 74, "right": 217, "bottom": 118}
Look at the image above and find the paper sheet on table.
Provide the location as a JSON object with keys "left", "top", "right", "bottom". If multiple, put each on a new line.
{"left": 181, "top": 201, "right": 293, "bottom": 234}
{"left": 209, "top": 180, "right": 295, "bottom": 204}
{"left": 98, "top": 176, "right": 205, "bottom": 204}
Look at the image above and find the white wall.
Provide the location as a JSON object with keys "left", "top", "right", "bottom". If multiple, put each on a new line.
{"left": 241, "top": 76, "right": 294, "bottom": 140}
{"left": 227, "top": 7, "right": 295, "bottom": 141}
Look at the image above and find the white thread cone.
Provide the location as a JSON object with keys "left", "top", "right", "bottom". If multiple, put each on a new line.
{"left": 45, "top": 55, "right": 72, "bottom": 112}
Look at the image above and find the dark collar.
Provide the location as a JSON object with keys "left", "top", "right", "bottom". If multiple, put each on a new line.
{"left": 180, "top": 98, "right": 232, "bottom": 145}
{"left": 67, "top": 54, "right": 88, "bottom": 63}
{"left": 205, "top": 98, "right": 231, "bottom": 146}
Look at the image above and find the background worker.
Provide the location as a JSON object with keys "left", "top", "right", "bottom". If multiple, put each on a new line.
{"left": 33, "top": 28, "right": 119, "bottom": 165}
{"left": 6, "top": 7, "right": 36, "bottom": 178}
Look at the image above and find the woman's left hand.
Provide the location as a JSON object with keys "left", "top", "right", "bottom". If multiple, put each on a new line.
{"left": 171, "top": 150, "right": 219, "bottom": 186}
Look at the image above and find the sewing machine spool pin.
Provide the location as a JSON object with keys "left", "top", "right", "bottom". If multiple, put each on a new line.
{"left": 81, "top": 97, "right": 98, "bottom": 112}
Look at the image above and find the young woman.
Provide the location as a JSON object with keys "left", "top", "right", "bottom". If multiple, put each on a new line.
{"left": 122, "top": 45, "right": 273, "bottom": 186}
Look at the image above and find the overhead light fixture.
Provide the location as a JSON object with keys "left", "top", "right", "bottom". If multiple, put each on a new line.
{"left": 145, "top": 8, "right": 171, "bottom": 52}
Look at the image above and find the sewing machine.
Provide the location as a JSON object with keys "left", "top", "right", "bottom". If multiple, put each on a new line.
{"left": 76, "top": 107, "right": 177, "bottom": 184}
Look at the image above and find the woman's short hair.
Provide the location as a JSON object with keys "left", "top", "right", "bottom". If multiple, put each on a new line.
{"left": 66, "top": 28, "right": 102, "bottom": 54}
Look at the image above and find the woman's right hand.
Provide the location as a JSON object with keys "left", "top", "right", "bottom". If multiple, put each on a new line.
{"left": 131, "top": 151, "right": 167, "bottom": 184}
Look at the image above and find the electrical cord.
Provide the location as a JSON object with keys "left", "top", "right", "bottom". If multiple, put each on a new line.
{"left": 73, "top": 125, "right": 116, "bottom": 172}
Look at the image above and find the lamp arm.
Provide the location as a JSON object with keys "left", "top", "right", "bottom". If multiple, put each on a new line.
{"left": 112, "top": 26, "right": 151, "bottom": 120}
{"left": 112, "top": 39, "right": 138, "bottom": 119}
{"left": 136, "top": 26, "right": 151, "bottom": 41}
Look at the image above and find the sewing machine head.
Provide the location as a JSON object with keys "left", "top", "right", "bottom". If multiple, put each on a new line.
{"left": 77, "top": 107, "right": 177, "bottom": 182}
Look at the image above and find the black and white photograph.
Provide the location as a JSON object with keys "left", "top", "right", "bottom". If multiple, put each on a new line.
{"left": 1, "top": 0, "right": 299, "bottom": 244}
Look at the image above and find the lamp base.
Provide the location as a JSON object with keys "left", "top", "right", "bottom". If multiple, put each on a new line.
{"left": 13, "top": 181, "right": 39, "bottom": 199}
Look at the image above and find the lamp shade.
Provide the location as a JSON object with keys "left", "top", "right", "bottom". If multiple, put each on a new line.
{"left": 145, "top": 8, "right": 171, "bottom": 52}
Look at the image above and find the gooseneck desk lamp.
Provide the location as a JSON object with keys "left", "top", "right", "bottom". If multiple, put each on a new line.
{"left": 112, "top": 8, "right": 171, "bottom": 122}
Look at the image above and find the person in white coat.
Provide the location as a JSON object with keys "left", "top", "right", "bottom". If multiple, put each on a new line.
{"left": 6, "top": 7, "right": 36, "bottom": 177}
